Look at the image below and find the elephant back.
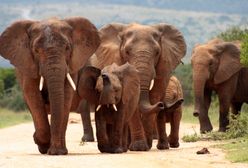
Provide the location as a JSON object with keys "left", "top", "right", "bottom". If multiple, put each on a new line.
{"left": 164, "top": 76, "right": 183, "bottom": 109}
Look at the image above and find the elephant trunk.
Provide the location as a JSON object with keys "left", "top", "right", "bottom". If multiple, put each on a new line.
{"left": 132, "top": 51, "right": 164, "bottom": 114}
{"left": 44, "top": 56, "right": 67, "bottom": 139}
{"left": 192, "top": 67, "right": 208, "bottom": 117}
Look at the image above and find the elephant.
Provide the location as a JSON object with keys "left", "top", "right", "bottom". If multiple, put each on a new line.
{"left": 156, "top": 76, "right": 183, "bottom": 150}
{"left": 0, "top": 17, "right": 100, "bottom": 155}
{"left": 76, "top": 63, "right": 140, "bottom": 153}
{"left": 80, "top": 22, "right": 186, "bottom": 150}
{"left": 191, "top": 38, "right": 248, "bottom": 133}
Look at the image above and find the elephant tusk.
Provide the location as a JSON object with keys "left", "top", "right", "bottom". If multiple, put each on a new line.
{"left": 112, "top": 104, "right": 117, "bottom": 111}
{"left": 39, "top": 76, "right": 44, "bottom": 91}
{"left": 96, "top": 105, "right": 101, "bottom": 111}
{"left": 149, "top": 79, "right": 154, "bottom": 90}
{"left": 66, "top": 73, "right": 76, "bottom": 91}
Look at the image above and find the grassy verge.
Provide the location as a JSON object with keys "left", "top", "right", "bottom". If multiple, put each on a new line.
{"left": 182, "top": 106, "right": 248, "bottom": 163}
{"left": 218, "top": 137, "right": 248, "bottom": 163}
{"left": 182, "top": 104, "right": 219, "bottom": 126}
{"left": 0, "top": 108, "right": 32, "bottom": 128}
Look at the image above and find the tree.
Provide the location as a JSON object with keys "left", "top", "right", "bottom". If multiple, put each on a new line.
{"left": 217, "top": 26, "right": 248, "bottom": 67}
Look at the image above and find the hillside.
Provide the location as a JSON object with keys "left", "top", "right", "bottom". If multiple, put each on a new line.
{"left": 0, "top": 0, "right": 248, "bottom": 67}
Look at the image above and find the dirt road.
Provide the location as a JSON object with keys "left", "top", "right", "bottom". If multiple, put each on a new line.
{"left": 0, "top": 113, "right": 247, "bottom": 168}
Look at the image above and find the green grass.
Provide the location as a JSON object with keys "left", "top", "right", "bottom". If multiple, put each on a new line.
{"left": 0, "top": 108, "right": 32, "bottom": 128}
{"left": 182, "top": 104, "right": 219, "bottom": 126}
{"left": 219, "top": 137, "right": 248, "bottom": 163}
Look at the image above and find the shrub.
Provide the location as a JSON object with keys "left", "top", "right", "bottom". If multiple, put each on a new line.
{"left": 0, "top": 84, "right": 27, "bottom": 111}
{"left": 240, "top": 34, "right": 248, "bottom": 67}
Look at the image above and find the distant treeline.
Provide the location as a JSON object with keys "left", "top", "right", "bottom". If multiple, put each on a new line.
{"left": 0, "top": 26, "right": 247, "bottom": 112}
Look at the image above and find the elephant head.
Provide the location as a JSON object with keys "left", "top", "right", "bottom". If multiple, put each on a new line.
{"left": 78, "top": 62, "right": 140, "bottom": 111}
{"left": 0, "top": 17, "right": 99, "bottom": 109}
{"left": 94, "top": 23, "right": 186, "bottom": 114}
{"left": 191, "top": 39, "right": 241, "bottom": 122}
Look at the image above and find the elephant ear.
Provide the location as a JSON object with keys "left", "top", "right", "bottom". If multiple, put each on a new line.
{"left": 154, "top": 24, "right": 186, "bottom": 79}
{"left": 214, "top": 42, "right": 241, "bottom": 85}
{"left": 0, "top": 20, "right": 38, "bottom": 78}
{"left": 94, "top": 23, "right": 126, "bottom": 69}
{"left": 77, "top": 66, "right": 101, "bottom": 104}
{"left": 64, "top": 17, "right": 100, "bottom": 74}
{"left": 115, "top": 63, "right": 140, "bottom": 105}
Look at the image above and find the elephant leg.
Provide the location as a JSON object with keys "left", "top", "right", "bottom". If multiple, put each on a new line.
{"left": 152, "top": 122, "right": 158, "bottom": 139}
{"left": 78, "top": 99, "right": 94, "bottom": 142}
{"left": 122, "top": 124, "right": 129, "bottom": 152}
{"left": 168, "top": 107, "right": 182, "bottom": 148}
{"left": 23, "top": 78, "right": 50, "bottom": 154}
{"left": 218, "top": 100, "right": 231, "bottom": 132}
{"left": 142, "top": 113, "right": 157, "bottom": 149}
{"left": 156, "top": 110, "right": 169, "bottom": 150}
{"left": 95, "top": 109, "right": 109, "bottom": 153}
{"left": 199, "top": 89, "right": 213, "bottom": 133}
{"left": 111, "top": 109, "right": 125, "bottom": 153}
{"left": 129, "top": 109, "right": 149, "bottom": 151}
{"left": 231, "top": 102, "right": 243, "bottom": 115}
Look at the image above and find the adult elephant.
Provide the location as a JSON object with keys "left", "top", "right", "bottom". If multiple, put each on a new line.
{"left": 77, "top": 63, "right": 140, "bottom": 153}
{"left": 0, "top": 17, "right": 100, "bottom": 155}
{"left": 81, "top": 23, "right": 186, "bottom": 150}
{"left": 191, "top": 39, "right": 248, "bottom": 133}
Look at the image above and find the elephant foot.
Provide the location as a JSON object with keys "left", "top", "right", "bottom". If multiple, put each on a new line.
{"left": 157, "top": 142, "right": 169, "bottom": 150}
{"left": 168, "top": 135, "right": 179, "bottom": 148}
{"left": 81, "top": 133, "right": 94, "bottom": 142}
{"left": 47, "top": 146, "right": 68, "bottom": 155}
{"left": 122, "top": 146, "right": 128, "bottom": 153}
{"left": 38, "top": 144, "right": 50, "bottom": 154}
{"left": 98, "top": 144, "right": 111, "bottom": 153}
{"left": 200, "top": 125, "right": 213, "bottom": 134}
{"left": 218, "top": 127, "right": 227, "bottom": 132}
{"left": 129, "top": 140, "right": 149, "bottom": 151}
{"left": 169, "top": 142, "right": 179, "bottom": 148}
{"left": 111, "top": 147, "right": 124, "bottom": 154}
{"left": 33, "top": 132, "right": 50, "bottom": 154}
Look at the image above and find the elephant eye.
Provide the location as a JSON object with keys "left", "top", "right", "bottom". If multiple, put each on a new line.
{"left": 209, "top": 60, "right": 214, "bottom": 66}
{"left": 152, "top": 32, "right": 160, "bottom": 41}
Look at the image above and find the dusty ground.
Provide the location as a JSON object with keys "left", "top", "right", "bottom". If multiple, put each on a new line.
{"left": 0, "top": 113, "right": 247, "bottom": 168}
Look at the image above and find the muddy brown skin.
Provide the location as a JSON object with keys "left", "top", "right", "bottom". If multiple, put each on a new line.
{"left": 79, "top": 23, "right": 186, "bottom": 150}
{"left": 76, "top": 63, "right": 140, "bottom": 153}
{"left": 191, "top": 39, "right": 248, "bottom": 133}
{"left": 0, "top": 17, "right": 100, "bottom": 155}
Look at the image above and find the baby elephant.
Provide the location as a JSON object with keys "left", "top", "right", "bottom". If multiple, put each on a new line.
{"left": 77, "top": 63, "right": 140, "bottom": 153}
{"left": 156, "top": 76, "right": 184, "bottom": 149}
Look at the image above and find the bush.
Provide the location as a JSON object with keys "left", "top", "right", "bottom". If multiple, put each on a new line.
{"left": 0, "top": 68, "right": 16, "bottom": 92}
{"left": 182, "top": 112, "right": 248, "bottom": 142}
{"left": 0, "top": 84, "right": 27, "bottom": 111}
{"left": 226, "top": 113, "right": 248, "bottom": 139}
{"left": 217, "top": 26, "right": 248, "bottom": 42}
{"left": 216, "top": 26, "right": 248, "bottom": 67}
{"left": 241, "top": 34, "right": 248, "bottom": 67}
